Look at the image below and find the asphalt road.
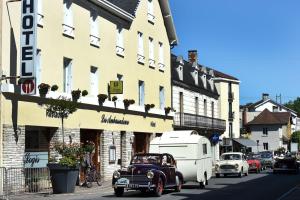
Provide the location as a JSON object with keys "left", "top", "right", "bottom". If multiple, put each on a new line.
{"left": 72, "top": 170, "right": 300, "bottom": 200}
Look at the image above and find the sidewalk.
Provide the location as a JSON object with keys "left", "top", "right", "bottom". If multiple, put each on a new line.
{"left": 8, "top": 180, "right": 113, "bottom": 200}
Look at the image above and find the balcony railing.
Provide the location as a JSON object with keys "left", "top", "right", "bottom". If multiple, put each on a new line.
{"left": 174, "top": 112, "right": 226, "bottom": 131}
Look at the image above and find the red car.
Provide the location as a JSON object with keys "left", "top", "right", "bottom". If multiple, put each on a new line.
{"left": 247, "top": 154, "right": 262, "bottom": 173}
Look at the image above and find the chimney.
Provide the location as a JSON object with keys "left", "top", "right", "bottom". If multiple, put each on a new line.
{"left": 262, "top": 93, "right": 269, "bottom": 101}
{"left": 188, "top": 50, "right": 198, "bottom": 64}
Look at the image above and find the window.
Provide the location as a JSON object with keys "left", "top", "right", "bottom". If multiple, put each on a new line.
{"left": 159, "top": 86, "right": 165, "bottom": 110}
{"left": 158, "top": 42, "right": 164, "bottom": 70}
{"left": 90, "top": 66, "right": 98, "bottom": 97}
{"left": 109, "top": 145, "right": 116, "bottom": 163}
{"left": 138, "top": 80, "right": 145, "bottom": 106}
{"left": 273, "top": 106, "right": 278, "bottom": 112}
{"left": 203, "top": 144, "right": 207, "bottom": 155}
{"left": 263, "top": 143, "right": 269, "bottom": 150}
{"left": 90, "top": 10, "right": 100, "bottom": 47}
{"left": 63, "top": 0, "right": 74, "bottom": 37}
{"left": 148, "top": 37, "right": 155, "bottom": 68}
{"left": 35, "top": 49, "right": 42, "bottom": 91}
{"left": 25, "top": 130, "right": 39, "bottom": 150}
{"left": 229, "top": 122, "right": 233, "bottom": 138}
{"left": 116, "top": 27, "right": 124, "bottom": 56}
{"left": 263, "top": 128, "right": 268, "bottom": 136}
{"left": 63, "top": 57, "right": 72, "bottom": 93}
{"left": 195, "top": 97, "right": 199, "bottom": 115}
{"left": 37, "top": 0, "right": 44, "bottom": 27}
{"left": 204, "top": 99, "right": 207, "bottom": 116}
{"left": 137, "top": 32, "right": 144, "bottom": 63}
{"left": 147, "top": 0, "right": 155, "bottom": 23}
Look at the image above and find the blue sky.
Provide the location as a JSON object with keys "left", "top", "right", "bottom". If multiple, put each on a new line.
{"left": 169, "top": 0, "right": 300, "bottom": 104}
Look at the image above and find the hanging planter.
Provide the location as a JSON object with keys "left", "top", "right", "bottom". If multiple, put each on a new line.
{"left": 164, "top": 107, "right": 172, "bottom": 115}
{"left": 123, "top": 99, "right": 135, "bottom": 109}
{"left": 145, "top": 104, "right": 155, "bottom": 112}
{"left": 51, "top": 84, "right": 59, "bottom": 92}
{"left": 38, "top": 83, "right": 50, "bottom": 97}
{"left": 97, "top": 94, "right": 108, "bottom": 106}
{"left": 71, "top": 89, "right": 81, "bottom": 102}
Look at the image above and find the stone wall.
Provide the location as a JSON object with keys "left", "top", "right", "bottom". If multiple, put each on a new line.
{"left": 121, "top": 132, "right": 134, "bottom": 167}
{"left": 2, "top": 125, "right": 25, "bottom": 168}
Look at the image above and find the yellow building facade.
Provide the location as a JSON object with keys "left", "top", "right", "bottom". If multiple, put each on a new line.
{"left": 0, "top": 0, "right": 177, "bottom": 180}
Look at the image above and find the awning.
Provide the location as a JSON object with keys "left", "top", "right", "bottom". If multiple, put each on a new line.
{"left": 233, "top": 138, "right": 257, "bottom": 147}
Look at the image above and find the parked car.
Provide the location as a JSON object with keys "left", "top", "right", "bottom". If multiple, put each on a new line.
{"left": 247, "top": 154, "right": 262, "bottom": 173}
{"left": 259, "top": 152, "right": 275, "bottom": 169}
{"left": 215, "top": 152, "right": 249, "bottom": 178}
{"left": 150, "top": 130, "right": 212, "bottom": 188}
{"left": 273, "top": 156, "right": 300, "bottom": 174}
{"left": 112, "top": 153, "right": 184, "bottom": 197}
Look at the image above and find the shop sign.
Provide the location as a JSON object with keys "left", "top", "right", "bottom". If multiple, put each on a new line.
{"left": 101, "top": 114, "right": 129, "bottom": 125}
{"left": 109, "top": 81, "right": 123, "bottom": 94}
{"left": 24, "top": 152, "right": 48, "bottom": 168}
{"left": 20, "top": 0, "right": 38, "bottom": 95}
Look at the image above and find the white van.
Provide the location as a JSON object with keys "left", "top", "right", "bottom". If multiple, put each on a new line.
{"left": 150, "top": 130, "right": 212, "bottom": 188}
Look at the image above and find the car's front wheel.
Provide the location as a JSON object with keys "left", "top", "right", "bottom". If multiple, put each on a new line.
{"left": 174, "top": 176, "right": 182, "bottom": 192}
{"left": 114, "top": 188, "right": 124, "bottom": 197}
{"left": 154, "top": 177, "right": 164, "bottom": 197}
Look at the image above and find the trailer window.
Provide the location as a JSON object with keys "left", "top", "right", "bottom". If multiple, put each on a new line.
{"left": 203, "top": 144, "right": 207, "bottom": 155}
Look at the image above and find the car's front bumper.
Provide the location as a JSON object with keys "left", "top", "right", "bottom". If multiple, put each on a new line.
{"left": 216, "top": 168, "right": 240, "bottom": 174}
{"left": 113, "top": 182, "right": 156, "bottom": 190}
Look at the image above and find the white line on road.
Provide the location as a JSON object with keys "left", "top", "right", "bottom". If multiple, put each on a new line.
{"left": 277, "top": 186, "right": 298, "bottom": 200}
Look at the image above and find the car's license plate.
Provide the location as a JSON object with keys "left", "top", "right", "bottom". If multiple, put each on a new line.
{"left": 128, "top": 184, "right": 139, "bottom": 188}
{"left": 117, "top": 178, "right": 129, "bottom": 185}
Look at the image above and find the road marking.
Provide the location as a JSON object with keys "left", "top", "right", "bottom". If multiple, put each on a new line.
{"left": 277, "top": 186, "right": 297, "bottom": 200}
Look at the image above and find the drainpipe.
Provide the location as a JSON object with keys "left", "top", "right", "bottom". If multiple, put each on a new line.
{"left": 0, "top": 0, "right": 3, "bottom": 167}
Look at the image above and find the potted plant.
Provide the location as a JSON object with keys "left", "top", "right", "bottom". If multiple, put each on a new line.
{"left": 123, "top": 99, "right": 135, "bottom": 109}
{"left": 38, "top": 83, "right": 50, "bottom": 97}
{"left": 48, "top": 142, "right": 83, "bottom": 194}
{"left": 82, "top": 90, "right": 88, "bottom": 97}
{"left": 51, "top": 84, "right": 59, "bottom": 92}
{"left": 97, "top": 94, "right": 108, "bottom": 105}
{"left": 112, "top": 96, "right": 118, "bottom": 102}
{"left": 164, "top": 107, "right": 172, "bottom": 115}
{"left": 145, "top": 104, "right": 155, "bottom": 112}
{"left": 44, "top": 96, "right": 79, "bottom": 193}
{"left": 71, "top": 89, "right": 81, "bottom": 102}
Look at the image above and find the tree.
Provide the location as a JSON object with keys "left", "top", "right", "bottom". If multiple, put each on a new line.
{"left": 285, "top": 97, "right": 300, "bottom": 116}
{"left": 291, "top": 131, "right": 300, "bottom": 148}
{"left": 45, "top": 96, "right": 78, "bottom": 147}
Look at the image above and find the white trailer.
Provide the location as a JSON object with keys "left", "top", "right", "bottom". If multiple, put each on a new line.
{"left": 150, "top": 130, "right": 212, "bottom": 188}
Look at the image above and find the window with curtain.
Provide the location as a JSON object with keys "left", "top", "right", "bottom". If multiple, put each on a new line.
{"left": 63, "top": 0, "right": 74, "bottom": 37}
{"left": 159, "top": 86, "right": 165, "bottom": 110}
{"left": 139, "top": 80, "right": 145, "bottom": 106}
{"left": 90, "top": 10, "right": 100, "bottom": 47}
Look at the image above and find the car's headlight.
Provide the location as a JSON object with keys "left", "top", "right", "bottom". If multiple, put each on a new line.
{"left": 147, "top": 171, "right": 154, "bottom": 179}
{"left": 235, "top": 164, "right": 239, "bottom": 169}
{"left": 113, "top": 171, "right": 120, "bottom": 179}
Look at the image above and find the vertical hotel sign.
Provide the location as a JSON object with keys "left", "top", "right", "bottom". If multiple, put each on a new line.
{"left": 20, "top": 0, "right": 37, "bottom": 95}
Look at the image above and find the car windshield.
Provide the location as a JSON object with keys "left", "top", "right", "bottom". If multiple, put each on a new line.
{"left": 131, "top": 155, "right": 161, "bottom": 165}
{"left": 221, "top": 154, "right": 241, "bottom": 160}
{"left": 247, "top": 154, "right": 261, "bottom": 160}
{"left": 261, "top": 154, "right": 272, "bottom": 159}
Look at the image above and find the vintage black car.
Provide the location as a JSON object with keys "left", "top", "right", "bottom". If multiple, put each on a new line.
{"left": 273, "top": 156, "right": 299, "bottom": 174}
{"left": 112, "top": 153, "right": 184, "bottom": 197}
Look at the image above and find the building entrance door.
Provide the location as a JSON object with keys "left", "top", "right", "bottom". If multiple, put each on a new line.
{"left": 80, "top": 130, "right": 101, "bottom": 183}
{"left": 133, "top": 133, "right": 151, "bottom": 154}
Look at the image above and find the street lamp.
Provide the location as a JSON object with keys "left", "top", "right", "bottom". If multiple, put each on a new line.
{"left": 256, "top": 140, "right": 259, "bottom": 153}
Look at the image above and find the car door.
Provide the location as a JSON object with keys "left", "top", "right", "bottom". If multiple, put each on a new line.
{"left": 161, "top": 154, "right": 171, "bottom": 185}
{"left": 167, "top": 154, "right": 176, "bottom": 185}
